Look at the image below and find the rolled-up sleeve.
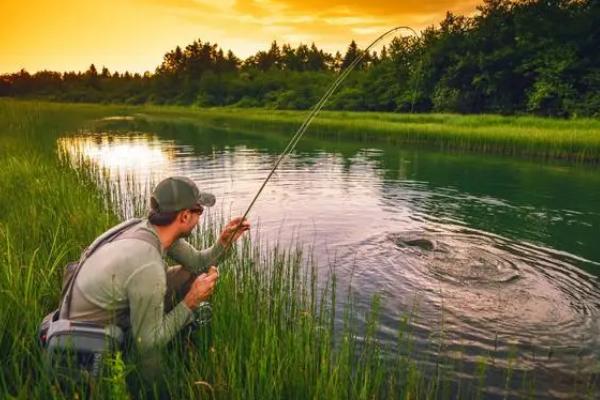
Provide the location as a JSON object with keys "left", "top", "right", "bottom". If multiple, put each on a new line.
{"left": 167, "top": 239, "right": 226, "bottom": 274}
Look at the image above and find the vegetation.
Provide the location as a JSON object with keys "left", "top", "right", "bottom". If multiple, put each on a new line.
{"left": 131, "top": 105, "right": 600, "bottom": 162}
{"left": 10, "top": 97, "right": 594, "bottom": 163}
{"left": 1, "top": 0, "right": 599, "bottom": 117}
{"left": 4, "top": 98, "right": 600, "bottom": 163}
{"left": 4, "top": 99, "right": 599, "bottom": 398}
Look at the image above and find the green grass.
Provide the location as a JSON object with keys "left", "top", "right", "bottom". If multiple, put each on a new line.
{"left": 1, "top": 100, "right": 599, "bottom": 399}
{"left": 131, "top": 104, "right": 600, "bottom": 163}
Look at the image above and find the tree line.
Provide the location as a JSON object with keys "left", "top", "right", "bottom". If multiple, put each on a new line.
{"left": 1, "top": 0, "right": 598, "bottom": 116}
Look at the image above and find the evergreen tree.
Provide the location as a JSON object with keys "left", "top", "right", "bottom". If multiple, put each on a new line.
{"left": 341, "top": 40, "right": 360, "bottom": 70}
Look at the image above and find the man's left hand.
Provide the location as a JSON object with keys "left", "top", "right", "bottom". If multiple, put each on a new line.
{"left": 218, "top": 217, "right": 250, "bottom": 247}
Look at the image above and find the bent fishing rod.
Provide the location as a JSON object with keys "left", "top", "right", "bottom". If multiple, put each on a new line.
{"left": 225, "top": 26, "right": 418, "bottom": 241}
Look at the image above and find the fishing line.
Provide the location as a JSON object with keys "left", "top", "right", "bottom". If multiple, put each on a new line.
{"left": 228, "top": 26, "right": 418, "bottom": 237}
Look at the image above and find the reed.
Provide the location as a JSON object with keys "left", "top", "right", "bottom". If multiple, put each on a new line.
{"left": 136, "top": 104, "right": 600, "bottom": 163}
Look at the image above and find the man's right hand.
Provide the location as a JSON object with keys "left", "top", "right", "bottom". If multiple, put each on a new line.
{"left": 183, "top": 267, "right": 219, "bottom": 310}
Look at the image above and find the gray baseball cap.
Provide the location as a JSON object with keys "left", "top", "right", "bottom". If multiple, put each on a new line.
{"left": 151, "top": 176, "right": 215, "bottom": 212}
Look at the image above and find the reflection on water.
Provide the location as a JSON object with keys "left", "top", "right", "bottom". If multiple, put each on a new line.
{"left": 58, "top": 134, "right": 184, "bottom": 217}
{"left": 59, "top": 123, "right": 600, "bottom": 399}
{"left": 58, "top": 133, "right": 175, "bottom": 178}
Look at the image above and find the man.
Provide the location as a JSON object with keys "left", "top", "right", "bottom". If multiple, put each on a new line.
{"left": 67, "top": 176, "right": 249, "bottom": 351}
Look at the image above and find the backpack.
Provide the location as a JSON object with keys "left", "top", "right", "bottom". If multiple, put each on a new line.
{"left": 38, "top": 218, "right": 158, "bottom": 381}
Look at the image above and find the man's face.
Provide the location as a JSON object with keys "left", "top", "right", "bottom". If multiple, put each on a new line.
{"left": 177, "top": 207, "right": 202, "bottom": 238}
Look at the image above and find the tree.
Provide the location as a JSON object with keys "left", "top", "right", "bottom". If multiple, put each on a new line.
{"left": 306, "top": 43, "right": 331, "bottom": 71}
{"left": 341, "top": 40, "right": 360, "bottom": 70}
{"left": 86, "top": 64, "right": 98, "bottom": 78}
{"left": 85, "top": 64, "right": 99, "bottom": 89}
{"left": 225, "top": 50, "right": 241, "bottom": 72}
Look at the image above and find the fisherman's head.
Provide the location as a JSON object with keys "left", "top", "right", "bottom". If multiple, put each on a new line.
{"left": 148, "top": 176, "right": 215, "bottom": 237}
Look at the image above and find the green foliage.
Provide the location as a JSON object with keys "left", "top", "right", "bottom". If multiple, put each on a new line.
{"left": 105, "top": 352, "right": 129, "bottom": 400}
{"left": 328, "top": 87, "right": 366, "bottom": 111}
{"left": 133, "top": 103, "right": 600, "bottom": 162}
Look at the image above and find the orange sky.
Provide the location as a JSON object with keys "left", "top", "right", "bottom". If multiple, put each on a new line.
{"left": 1, "top": 0, "right": 481, "bottom": 74}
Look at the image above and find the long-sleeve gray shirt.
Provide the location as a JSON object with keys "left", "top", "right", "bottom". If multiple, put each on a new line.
{"left": 69, "top": 219, "right": 225, "bottom": 350}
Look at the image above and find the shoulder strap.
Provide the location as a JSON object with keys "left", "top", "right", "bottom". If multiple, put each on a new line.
{"left": 117, "top": 227, "right": 161, "bottom": 249}
{"left": 59, "top": 218, "right": 144, "bottom": 319}
{"left": 79, "top": 218, "right": 144, "bottom": 265}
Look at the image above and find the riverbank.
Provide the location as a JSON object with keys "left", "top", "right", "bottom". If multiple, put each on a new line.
{"left": 138, "top": 105, "right": 600, "bottom": 163}
{"left": 3, "top": 99, "right": 600, "bottom": 163}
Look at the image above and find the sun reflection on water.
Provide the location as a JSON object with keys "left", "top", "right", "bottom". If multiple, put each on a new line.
{"left": 58, "top": 133, "right": 175, "bottom": 175}
{"left": 57, "top": 133, "right": 183, "bottom": 217}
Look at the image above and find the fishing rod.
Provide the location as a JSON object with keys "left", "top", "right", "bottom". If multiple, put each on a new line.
{"left": 225, "top": 26, "right": 418, "bottom": 241}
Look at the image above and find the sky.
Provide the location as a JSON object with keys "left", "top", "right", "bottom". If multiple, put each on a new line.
{"left": 1, "top": 0, "right": 481, "bottom": 74}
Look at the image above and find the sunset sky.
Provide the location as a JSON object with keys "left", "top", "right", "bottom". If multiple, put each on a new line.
{"left": 1, "top": 0, "right": 481, "bottom": 74}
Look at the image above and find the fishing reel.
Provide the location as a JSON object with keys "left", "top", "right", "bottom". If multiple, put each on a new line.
{"left": 190, "top": 301, "right": 212, "bottom": 329}
{"left": 186, "top": 301, "right": 213, "bottom": 354}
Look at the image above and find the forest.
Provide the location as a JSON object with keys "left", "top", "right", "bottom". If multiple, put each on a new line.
{"left": 1, "top": 0, "right": 598, "bottom": 117}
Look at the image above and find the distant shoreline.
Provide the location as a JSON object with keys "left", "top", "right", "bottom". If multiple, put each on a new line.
{"left": 2, "top": 98, "right": 600, "bottom": 163}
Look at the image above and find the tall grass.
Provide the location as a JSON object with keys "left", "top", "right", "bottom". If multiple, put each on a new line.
{"left": 1, "top": 100, "right": 598, "bottom": 399}
{"left": 134, "top": 105, "right": 600, "bottom": 163}
{"left": 0, "top": 100, "right": 120, "bottom": 398}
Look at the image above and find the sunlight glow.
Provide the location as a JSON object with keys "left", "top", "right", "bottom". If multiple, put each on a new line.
{"left": 58, "top": 134, "right": 174, "bottom": 178}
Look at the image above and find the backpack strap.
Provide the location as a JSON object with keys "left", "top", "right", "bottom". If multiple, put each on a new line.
{"left": 79, "top": 218, "right": 144, "bottom": 264}
{"left": 117, "top": 226, "right": 161, "bottom": 249}
{"left": 59, "top": 218, "right": 148, "bottom": 319}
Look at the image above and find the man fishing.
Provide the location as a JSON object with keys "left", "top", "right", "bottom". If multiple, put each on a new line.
{"left": 53, "top": 176, "right": 249, "bottom": 366}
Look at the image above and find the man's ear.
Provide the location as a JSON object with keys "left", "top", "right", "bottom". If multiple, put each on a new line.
{"left": 177, "top": 210, "right": 188, "bottom": 224}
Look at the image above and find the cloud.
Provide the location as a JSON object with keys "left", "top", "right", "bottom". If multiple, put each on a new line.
{"left": 250, "top": 0, "right": 480, "bottom": 18}
{"left": 141, "top": 0, "right": 481, "bottom": 29}
{"left": 137, "top": 0, "right": 226, "bottom": 14}
{"left": 136, "top": 0, "right": 483, "bottom": 57}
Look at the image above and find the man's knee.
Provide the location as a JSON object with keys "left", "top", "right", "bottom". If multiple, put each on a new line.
{"left": 165, "top": 266, "right": 195, "bottom": 311}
